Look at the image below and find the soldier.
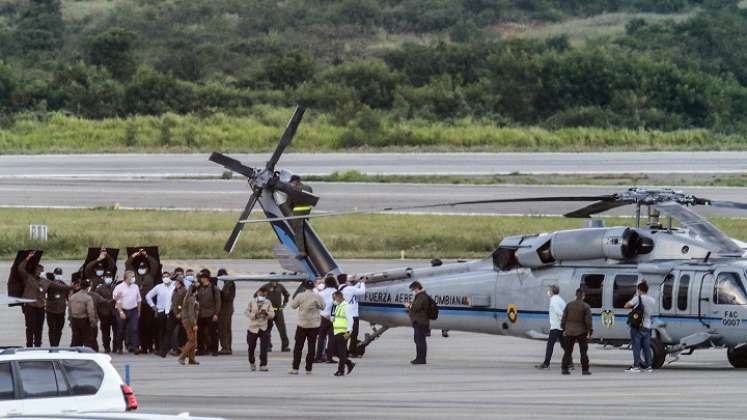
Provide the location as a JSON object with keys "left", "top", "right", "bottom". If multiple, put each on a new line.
{"left": 45, "top": 269, "right": 70, "bottom": 347}
{"left": 561, "top": 288, "right": 593, "bottom": 376}
{"left": 85, "top": 280, "right": 104, "bottom": 352}
{"left": 169, "top": 277, "right": 188, "bottom": 355}
{"left": 94, "top": 269, "right": 116, "bottom": 353}
{"left": 17, "top": 252, "right": 66, "bottom": 347}
{"left": 125, "top": 249, "right": 159, "bottom": 354}
{"left": 84, "top": 248, "right": 115, "bottom": 290}
{"left": 69, "top": 279, "right": 97, "bottom": 348}
{"left": 178, "top": 283, "right": 200, "bottom": 366}
{"left": 262, "top": 279, "right": 290, "bottom": 352}
{"left": 218, "top": 268, "right": 236, "bottom": 355}
{"left": 195, "top": 270, "right": 221, "bottom": 356}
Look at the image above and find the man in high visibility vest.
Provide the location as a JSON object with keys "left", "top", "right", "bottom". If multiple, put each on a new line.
{"left": 331, "top": 291, "right": 355, "bottom": 376}
{"left": 288, "top": 175, "right": 313, "bottom": 259}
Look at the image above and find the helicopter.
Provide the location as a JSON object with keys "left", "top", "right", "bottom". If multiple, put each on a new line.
{"left": 210, "top": 106, "right": 747, "bottom": 369}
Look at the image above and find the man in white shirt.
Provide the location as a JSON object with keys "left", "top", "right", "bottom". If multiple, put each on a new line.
{"left": 146, "top": 272, "right": 176, "bottom": 358}
{"left": 624, "top": 281, "right": 657, "bottom": 373}
{"left": 536, "top": 284, "right": 566, "bottom": 369}
{"left": 339, "top": 274, "right": 366, "bottom": 357}
{"left": 315, "top": 275, "right": 338, "bottom": 363}
{"left": 113, "top": 271, "right": 142, "bottom": 354}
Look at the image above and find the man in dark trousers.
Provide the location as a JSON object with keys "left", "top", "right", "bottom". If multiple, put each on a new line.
{"left": 263, "top": 279, "right": 290, "bottom": 352}
{"left": 561, "top": 288, "right": 593, "bottom": 376}
{"left": 45, "top": 269, "right": 70, "bottom": 347}
{"left": 125, "top": 249, "right": 160, "bottom": 353}
{"left": 84, "top": 248, "right": 115, "bottom": 290}
{"left": 405, "top": 281, "right": 430, "bottom": 365}
{"left": 218, "top": 268, "right": 236, "bottom": 355}
{"left": 94, "top": 269, "right": 116, "bottom": 353}
{"left": 18, "top": 252, "right": 66, "bottom": 347}
{"left": 68, "top": 279, "right": 97, "bottom": 348}
{"left": 196, "top": 270, "right": 221, "bottom": 356}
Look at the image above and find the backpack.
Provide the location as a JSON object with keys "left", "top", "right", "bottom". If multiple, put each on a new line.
{"left": 425, "top": 293, "right": 439, "bottom": 320}
{"left": 627, "top": 296, "right": 645, "bottom": 329}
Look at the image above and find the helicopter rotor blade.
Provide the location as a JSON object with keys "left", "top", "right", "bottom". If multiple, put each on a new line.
{"left": 653, "top": 201, "right": 742, "bottom": 254}
{"left": 702, "top": 199, "right": 747, "bottom": 211}
{"left": 209, "top": 152, "right": 255, "bottom": 178}
{"left": 224, "top": 190, "right": 261, "bottom": 253}
{"left": 266, "top": 106, "right": 305, "bottom": 172}
{"left": 564, "top": 199, "right": 636, "bottom": 218}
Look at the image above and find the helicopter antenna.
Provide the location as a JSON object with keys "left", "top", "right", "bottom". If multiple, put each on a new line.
{"left": 704, "top": 252, "right": 711, "bottom": 263}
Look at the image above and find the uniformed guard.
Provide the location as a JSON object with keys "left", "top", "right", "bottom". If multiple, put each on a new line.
{"left": 94, "top": 269, "right": 116, "bottom": 353}
{"left": 331, "top": 291, "right": 355, "bottom": 376}
{"left": 262, "top": 280, "right": 290, "bottom": 352}
{"left": 178, "top": 284, "right": 200, "bottom": 366}
{"left": 125, "top": 248, "right": 160, "bottom": 353}
{"left": 45, "top": 268, "right": 70, "bottom": 347}
{"left": 68, "top": 279, "right": 97, "bottom": 348}
{"left": 195, "top": 270, "right": 221, "bottom": 356}
{"left": 169, "top": 277, "right": 188, "bottom": 355}
{"left": 84, "top": 248, "right": 115, "bottom": 290}
{"left": 86, "top": 280, "right": 104, "bottom": 352}
{"left": 17, "top": 251, "right": 66, "bottom": 347}
{"left": 218, "top": 268, "right": 236, "bottom": 355}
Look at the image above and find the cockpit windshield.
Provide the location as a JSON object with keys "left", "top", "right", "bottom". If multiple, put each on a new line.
{"left": 714, "top": 272, "right": 747, "bottom": 306}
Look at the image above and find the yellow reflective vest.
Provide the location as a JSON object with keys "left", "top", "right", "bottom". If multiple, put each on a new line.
{"left": 332, "top": 301, "right": 350, "bottom": 335}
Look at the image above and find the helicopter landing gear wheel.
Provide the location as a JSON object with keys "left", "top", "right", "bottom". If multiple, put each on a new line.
{"left": 651, "top": 337, "right": 666, "bottom": 369}
{"left": 727, "top": 346, "right": 747, "bottom": 368}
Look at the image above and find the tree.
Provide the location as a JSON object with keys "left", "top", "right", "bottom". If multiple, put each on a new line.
{"left": 53, "top": 62, "right": 124, "bottom": 118}
{"left": 88, "top": 28, "right": 138, "bottom": 81}
{"left": 260, "top": 49, "right": 316, "bottom": 89}
{"left": 0, "top": 63, "right": 16, "bottom": 111}
{"left": 13, "top": 0, "right": 64, "bottom": 52}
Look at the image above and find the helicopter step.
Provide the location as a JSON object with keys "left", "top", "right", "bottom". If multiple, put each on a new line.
{"left": 357, "top": 325, "right": 390, "bottom": 357}
{"left": 665, "top": 331, "right": 718, "bottom": 365}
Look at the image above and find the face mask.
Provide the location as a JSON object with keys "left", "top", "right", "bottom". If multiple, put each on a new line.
{"left": 184, "top": 275, "right": 194, "bottom": 282}
{"left": 104, "top": 277, "right": 113, "bottom": 285}
{"left": 55, "top": 275, "right": 63, "bottom": 281}
{"left": 547, "top": 290, "right": 553, "bottom": 297}
{"left": 95, "top": 270, "right": 104, "bottom": 277}
{"left": 138, "top": 269, "right": 147, "bottom": 276}
{"left": 163, "top": 278, "right": 172, "bottom": 285}
{"left": 257, "top": 296, "right": 267, "bottom": 302}
{"left": 316, "top": 283, "right": 324, "bottom": 291}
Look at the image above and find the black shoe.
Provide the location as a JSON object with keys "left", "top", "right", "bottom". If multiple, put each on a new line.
{"left": 347, "top": 362, "right": 355, "bottom": 374}
{"left": 561, "top": 370, "right": 570, "bottom": 375}
{"left": 188, "top": 360, "right": 200, "bottom": 365}
{"left": 218, "top": 349, "right": 232, "bottom": 355}
{"left": 281, "top": 348, "right": 291, "bottom": 352}
{"left": 535, "top": 364, "right": 550, "bottom": 370}
{"left": 582, "top": 371, "right": 592, "bottom": 376}
{"left": 159, "top": 353, "right": 167, "bottom": 358}
{"left": 211, "top": 352, "right": 219, "bottom": 357}
{"left": 326, "top": 359, "right": 338, "bottom": 364}
{"left": 410, "top": 359, "right": 426, "bottom": 365}
{"left": 196, "top": 351, "right": 207, "bottom": 356}
{"left": 334, "top": 371, "right": 344, "bottom": 377}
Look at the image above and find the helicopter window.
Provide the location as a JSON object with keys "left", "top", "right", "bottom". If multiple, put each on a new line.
{"left": 677, "top": 275, "right": 690, "bottom": 311}
{"left": 661, "top": 275, "right": 674, "bottom": 311}
{"left": 714, "top": 272, "right": 747, "bottom": 306}
{"left": 613, "top": 275, "right": 638, "bottom": 308}
{"left": 581, "top": 274, "right": 604, "bottom": 308}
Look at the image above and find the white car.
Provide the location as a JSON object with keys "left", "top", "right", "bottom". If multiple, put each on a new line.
{"left": 0, "top": 347, "right": 135, "bottom": 417}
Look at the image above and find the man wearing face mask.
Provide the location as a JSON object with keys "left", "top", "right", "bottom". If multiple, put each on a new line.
{"left": 94, "top": 270, "right": 117, "bottom": 353}
{"left": 125, "top": 249, "right": 160, "bottom": 354}
{"left": 113, "top": 271, "right": 142, "bottom": 354}
{"left": 146, "top": 271, "right": 176, "bottom": 358}
{"left": 69, "top": 278, "right": 98, "bottom": 348}
{"left": 169, "top": 277, "right": 188, "bottom": 355}
{"left": 195, "top": 270, "right": 221, "bottom": 356}
{"left": 17, "top": 252, "right": 66, "bottom": 347}
{"left": 246, "top": 287, "right": 275, "bottom": 371}
{"left": 536, "top": 284, "right": 567, "bottom": 370}
{"left": 217, "top": 268, "right": 236, "bottom": 355}
{"left": 84, "top": 248, "right": 115, "bottom": 290}
{"left": 339, "top": 274, "right": 366, "bottom": 357}
{"left": 45, "top": 269, "right": 70, "bottom": 347}
{"left": 183, "top": 269, "right": 195, "bottom": 289}
{"left": 262, "top": 279, "right": 290, "bottom": 352}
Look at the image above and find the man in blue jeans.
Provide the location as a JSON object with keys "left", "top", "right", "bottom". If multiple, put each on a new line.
{"left": 536, "top": 284, "right": 566, "bottom": 369}
{"left": 624, "top": 281, "right": 656, "bottom": 373}
{"left": 113, "top": 271, "right": 142, "bottom": 354}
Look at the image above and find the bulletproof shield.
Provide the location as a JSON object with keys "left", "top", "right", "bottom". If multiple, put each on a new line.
{"left": 83, "top": 247, "right": 120, "bottom": 277}
{"left": 126, "top": 246, "right": 162, "bottom": 285}
{"left": 8, "top": 250, "right": 43, "bottom": 297}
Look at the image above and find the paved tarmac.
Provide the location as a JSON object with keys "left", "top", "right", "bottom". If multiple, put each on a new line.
{"left": 3, "top": 151, "right": 747, "bottom": 178}
{"left": 0, "top": 178, "right": 745, "bottom": 217}
{"left": 1, "top": 259, "right": 746, "bottom": 420}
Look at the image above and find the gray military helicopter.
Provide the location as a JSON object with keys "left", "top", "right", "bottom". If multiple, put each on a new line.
{"left": 211, "top": 106, "right": 747, "bottom": 369}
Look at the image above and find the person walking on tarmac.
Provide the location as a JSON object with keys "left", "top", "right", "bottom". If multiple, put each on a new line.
{"left": 289, "top": 280, "right": 325, "bottom": 375}
{"left": 195, "top": 271, "right": 221, "bottom": 356}
{"left": 331, "top": 291, "right": 355, "bottom": 376}
{"left": 18, "top": 251, "right": 67, "bottom": 347}
{"left": 262, "top": 280, "right": 290, "bottom": 352}
{"left": 178, "top": 283, "right": 200, "bottom": 366}
{"left": 94, "top": 270, "right": 116, "bottom": 353}
{"left": 536, "top": 284, "right": 567, "bottom": 369}
{"left": 246, "top": 287, "right": 274, "bottom": 371}
{"left": 405, "top": 281, "right": 430, "bottom": 365}
{"left": 46, "top": 269, "right": 70, "bottom": 347}
{"left": 561, "top": 288, "right": 593, "bottom": 376}
{"left": 218, "top": 268, "right": 236, "bottom": 355}
{"left": 169, "top": 277, "right": 188, "bottom": 355}
{"left": 339, "top": 274, "right": 366, "bottom": 357}
{"left": 69, "top": 279, "right": 97, "bottom": 348}
{"left": 126, "top": 249, "right": 159, "bottom": 354}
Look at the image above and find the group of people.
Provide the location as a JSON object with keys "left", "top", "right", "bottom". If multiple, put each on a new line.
{"left": 15, "top": 249, "right": 237, "bottom": 365}
{"left": 536, "top": 281, "right": 656, "bottom": 375}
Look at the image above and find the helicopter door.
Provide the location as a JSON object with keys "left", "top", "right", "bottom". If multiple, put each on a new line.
{"left": 710, "top": 271, "right": 747, "bottom": 340}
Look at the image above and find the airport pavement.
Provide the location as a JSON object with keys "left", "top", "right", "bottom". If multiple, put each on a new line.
{"left": 1, "top": 178, "right": 747, "bottom": 217}
{"left": 3, "top": 151, "right": 747, "bottom": 178}
{"left": 1, "top": 259, "right": 746, "bottom": 419}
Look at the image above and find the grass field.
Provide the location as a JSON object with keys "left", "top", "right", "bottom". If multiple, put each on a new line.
{"left": 1, "top": 208, "right": 746, "bottom": 261}
{"left": 2, "top": 109, "right": 747, "bottom": 154}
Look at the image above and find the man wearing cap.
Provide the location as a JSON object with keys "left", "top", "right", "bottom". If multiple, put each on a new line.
{"left": 195, "top": 270, "right": 221, "bottom": 356}
{"left": 84, "top": 248, "right": 115, "bottom": 290}
{"left": 94, "top": 269, "right": 116, "bottom": 353}
{"left": 45, "top": 269, "right": 70, "bottom": 347}
{"left": 17, "top": 252, "right": 67, "bottom": 347}
{"left": 288, "top": 279, "right": 325, "bottom": 375}
{"left": 69, "top": 279, "right": 97, "bottom": 348}
{"left": 262, "top": 279, "right": 290, "bottom": 352}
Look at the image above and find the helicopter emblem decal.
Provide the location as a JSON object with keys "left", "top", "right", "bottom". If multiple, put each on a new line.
{"left": 601, "top": 310, "right": 615, "bottom": 328}
{"left": 507, "top": 304, "right": 518, "bottom": 323}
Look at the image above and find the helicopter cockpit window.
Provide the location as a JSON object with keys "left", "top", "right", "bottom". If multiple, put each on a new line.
{"left": 613, "top": 274, "right": 638, "bottom": 308}
{"left": 714, "top": 272, "right": 747, "bottom": 305}
{"left": 581, "top": 274, "right": 604, "bottom": 308}
{"left": 661, "top": 275, "right": 674, "bottom": 311}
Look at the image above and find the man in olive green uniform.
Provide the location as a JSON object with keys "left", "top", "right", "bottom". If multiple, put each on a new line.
{"left": 196, "top": 271, "right": 221, "bottom": 356}
{"left": 218, "top": 269, "right": 235, "bottom": 355}
{"left": 94, "top": 270, "right": 116, "bottom": 353}
{"left": 69, "top": 279, "right": 97, "bottom": 348}
{"left": 84, "top": 248, "right": 115, "bottom": 290}
{"left": 45, "top": 268, "right": 70, "bottom": 347}
{"left": 262, "top": 280, "right": 290, "bottom": 352}
{"left": 18, "top": 252, "right": 67, "bottom": 347}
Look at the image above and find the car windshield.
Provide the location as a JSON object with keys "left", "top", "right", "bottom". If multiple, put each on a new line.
{"left": 714, "top": 272, "right": 747, "bottom": 305}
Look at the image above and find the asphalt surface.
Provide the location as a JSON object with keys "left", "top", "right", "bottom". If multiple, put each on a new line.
{"left": 0, "top": 177, "right": 746, "bottom": 217}
{"left": 3, "top": 151, "right": 747, "bottom": 177}
{"left": 1, "top": 259, "right": 746, "bottom": 420}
